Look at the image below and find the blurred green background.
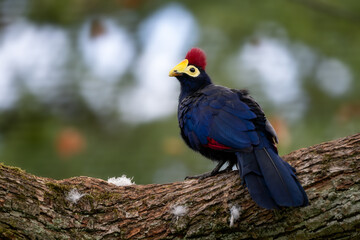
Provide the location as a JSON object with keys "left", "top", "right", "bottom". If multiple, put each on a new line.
{"left": 0, "top": 0, "right": 359, "bottom": 184}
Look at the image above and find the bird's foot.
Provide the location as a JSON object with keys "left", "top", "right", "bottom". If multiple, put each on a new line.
{"left": 185, "top": 163, "right": 235, "bottom": 180}
{"left": 185, "top": 171, "right": 217, "bottom": 180}
{"left": 185, "top": 160, "right": 230, "bottom": 180}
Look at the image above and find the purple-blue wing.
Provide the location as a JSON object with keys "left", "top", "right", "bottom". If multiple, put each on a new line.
{"left": 181, "top": 86, "right": 260, "bottom": 151}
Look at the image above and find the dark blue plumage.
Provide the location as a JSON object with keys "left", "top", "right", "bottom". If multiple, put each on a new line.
{"left": 169, "top": 48, "right": 309, "bottom": 209}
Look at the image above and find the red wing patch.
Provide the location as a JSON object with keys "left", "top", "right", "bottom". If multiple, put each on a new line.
{"left": 204, "top": 137, "right": 232, "bottom": 150}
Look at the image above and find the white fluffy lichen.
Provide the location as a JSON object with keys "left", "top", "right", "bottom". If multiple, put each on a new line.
{"left": 229, "top": 205, "right": 241, "bottom": 227}
{"left": 107, "top": 175, "right": 134, "bottom": 186}
{"left": 66, "top": 189, "right": 85, "bottom": 204}
{"left": 170, "top": 204, "right": 188, "bottom": 220}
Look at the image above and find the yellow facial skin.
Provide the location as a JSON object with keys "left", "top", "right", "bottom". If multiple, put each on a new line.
{"left": 169, "top": 59, "right": 200, "bottom": 78}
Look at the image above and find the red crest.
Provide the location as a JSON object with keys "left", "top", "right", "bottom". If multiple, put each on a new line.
{"left": 185, "top": 48, "right": 207, "bottom": 70}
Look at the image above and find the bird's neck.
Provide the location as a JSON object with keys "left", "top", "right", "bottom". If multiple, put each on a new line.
{"left": 179, "top": 81, "right": 211, "bottom": 101}
{"left": 178, "top": 73, "right": 213, "bottom": 101}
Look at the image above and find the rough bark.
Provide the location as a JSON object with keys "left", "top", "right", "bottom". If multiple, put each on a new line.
{"left": 0, "top": 134, "right": 359, "bottom": 240}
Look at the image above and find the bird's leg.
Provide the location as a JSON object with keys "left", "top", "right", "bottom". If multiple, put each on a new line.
{"left": 185, "top": 160, "right": 227, "bottom": 180}
{"left": 214, "top": 162, "right": 236, "bottom": 175}
{"left": 223, "top": 162, "right": 235, "bottom": 173}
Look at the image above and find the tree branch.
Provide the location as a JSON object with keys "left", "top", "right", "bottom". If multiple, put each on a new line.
{"left": 0, "top": 134, "right": 359, "bottom": 239}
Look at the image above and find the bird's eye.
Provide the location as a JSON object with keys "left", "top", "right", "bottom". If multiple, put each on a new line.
{"left": 185, "top": 65, "right": 200, "bottom": 77}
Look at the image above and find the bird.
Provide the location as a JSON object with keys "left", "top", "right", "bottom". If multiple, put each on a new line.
{"left": 169, "top": 47, "right": 309, "bottom": 209}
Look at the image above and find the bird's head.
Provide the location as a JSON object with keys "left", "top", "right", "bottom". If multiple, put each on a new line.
{"left": 169, "top": 48, "right": 212, "bottom": 94}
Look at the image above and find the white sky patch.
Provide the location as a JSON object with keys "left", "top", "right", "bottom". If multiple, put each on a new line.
{"left": 239, "top": 37, "right": 301, "bottom": 104}
{"left": 78, "top": 18, "right": 135, "bottom": 117}
{"left": 0, "top": 62, "right": 18, "bottom": 110}
{"left": 118, "top": 4, "right": 198, "bottom": 123}
{"left": 292, "top": 42, "right": 317, "bottom": 78}
{"left": 170, "top": 204, "right": 188, "bottom": 220}
{"left": 78, "top": 18, "right": 135, "bottom": 82}
{"left": 66, "top": 189, "right": 85, "bottom": 204}
{"left": 107, "top": 175, "right": 135, "bottom": 186}
{"left": 315, "top": 58, "right": 352, "bottom": 96}
{"left": 229, "top": 205, "right": 241, "bottom": 227}
{"left": 237, "top": 36, "right": 307, "bottom": 121}
{"left": 0, "top": 20, "right": 69, "bottom": 104}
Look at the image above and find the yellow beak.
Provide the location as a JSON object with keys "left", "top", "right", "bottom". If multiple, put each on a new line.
{"left": 169, "top": 59, "right": 188, "bottom": 77}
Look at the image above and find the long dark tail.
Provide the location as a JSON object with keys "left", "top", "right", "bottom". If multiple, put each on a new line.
{"left": 236, "top": 148, "right": 309, "bottom": 209}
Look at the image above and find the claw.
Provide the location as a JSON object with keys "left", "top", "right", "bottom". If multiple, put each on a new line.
{"left": 185, "top": 171, "right": 215, "bottom": 180}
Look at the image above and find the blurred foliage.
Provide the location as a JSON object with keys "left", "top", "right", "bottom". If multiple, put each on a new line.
{"left": 0, "top": 0, "right": 359, "bottom": 184}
